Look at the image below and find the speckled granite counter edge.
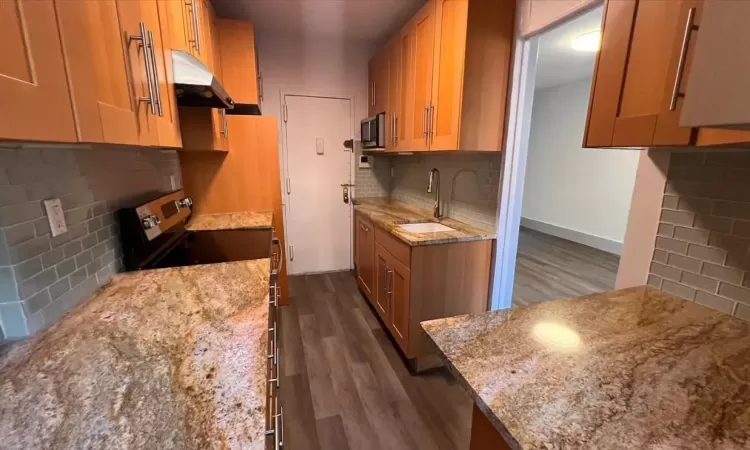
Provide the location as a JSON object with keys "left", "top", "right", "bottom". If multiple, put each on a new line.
{"left": 420, "top": 318, "right": 523, "bottom": 450}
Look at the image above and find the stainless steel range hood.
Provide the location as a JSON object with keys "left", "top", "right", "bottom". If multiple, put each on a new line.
{"left": 172, "top": 50, "right": 234, "bottom": 109}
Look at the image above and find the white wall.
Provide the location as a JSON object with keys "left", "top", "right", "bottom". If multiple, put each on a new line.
{"left": 521, "top": 78, "right": 639, "bottom": 254}
{"left": 255, "top": 33, "right": 373, "bottom": 140}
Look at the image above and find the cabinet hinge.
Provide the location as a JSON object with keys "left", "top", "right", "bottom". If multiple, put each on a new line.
{"left": 282, "top": 103, "right": 288, "bottom": 123}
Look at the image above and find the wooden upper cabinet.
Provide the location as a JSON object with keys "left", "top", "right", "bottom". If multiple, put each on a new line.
{"left": 148, "top": 0, "right": 182, "bottom": 148}
{"left": 430, "top": 0, "right": 468, "bottom": 150}
{"left": 386, "top": 37, "right": 402, "bottom": 151}
{"left": 368, "top": 59, "right": 376, "bottom": 117}
{"left": 585, "top": 0, "right": 702, "bottom": 147}
{"left": 404, "top": 2, "right": 435, "bottom": 152}
{"left": 217, "top": 19, "right": 259, "bottom": 104}
{"left": 398, "top": 28, "right": 415, "bottom": 152}
{"left": 679, "top": 1, "right": 750, "bottom": 146}
{"left": 56, "top": 0, "right": 157, "bottom": 146}
{"left": 0, "top": 0, "right": 77, "bottom": 143}
{"left": 381, "top": 0, "right": 514, "bottom": 153}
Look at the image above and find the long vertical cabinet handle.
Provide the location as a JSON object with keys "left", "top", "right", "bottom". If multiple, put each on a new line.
{"left": 186, "top": 0, "right": 201, "bottom": 54}
{"left": 669, "top": 7, "right": 699, "bottom": 111}
{"left": 429, "top": 103, "right": 434, "bottom": 142}
{"left": 422, "top": 106, "right": 427, "bottom": 138}
{"left": 128, "top": 22, "right": 156, "bottom": 115}
{"left": 147, "top": 30, "right": 164, "bottom": 117}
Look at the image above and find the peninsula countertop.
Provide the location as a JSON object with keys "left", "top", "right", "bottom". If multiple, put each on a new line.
{"left": 422, "top": 286, "right": 750, "bottom": 449}
{"left": 0, "top": 260, "right": 271, "bottom": 450}
{"left": 353, "top": 198, "right": 495, "bottom": 246}
{"left": 185, "top": 211, "right": 273, "bottom": 232}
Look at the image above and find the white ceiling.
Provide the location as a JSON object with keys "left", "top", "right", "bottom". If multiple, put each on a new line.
{"left": 211, "top": 0, "right": 425, "bottom": 45}
{"left": 535, "top": 5, "right": 604, "bottom": 91}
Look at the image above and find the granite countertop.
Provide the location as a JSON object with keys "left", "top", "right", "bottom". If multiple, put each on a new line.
{"left": 422, "top": 286, "right": 750, "bottom": 450}
{"left": 353, "top": 198, "right": 495, "bottom": 246}
{"left": 0, "top": 260, "right": 271, "bottom": 450}
{"left": 186, "top": 211, "right": 273, "bottom": 232}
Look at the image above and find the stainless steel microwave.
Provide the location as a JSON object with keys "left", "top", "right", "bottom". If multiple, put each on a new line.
{"left": 361, "top": 113, "right": 385, "bottom": 149}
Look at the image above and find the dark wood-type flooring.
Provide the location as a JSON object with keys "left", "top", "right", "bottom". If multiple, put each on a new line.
{"left": 512, "top": 227, "right": 620, "bottom": 307}
{"left": 279, "top": 271, "right": 473, "bottom": 450}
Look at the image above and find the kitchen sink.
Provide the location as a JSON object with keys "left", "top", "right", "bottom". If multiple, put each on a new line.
{"left": 398, "top": 222, "right": 456, "bottom": 233}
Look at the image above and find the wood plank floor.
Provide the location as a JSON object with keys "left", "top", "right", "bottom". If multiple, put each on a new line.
{"left": 512, "top": 227, "right": 619, "bottom": 307}
{"left": 279, "top": 271, "right": 473, "bottom": 450}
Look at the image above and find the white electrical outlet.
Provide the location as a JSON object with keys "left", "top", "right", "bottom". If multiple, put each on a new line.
{"left": 44, "top": 198, "right": 67, "bottom": 237}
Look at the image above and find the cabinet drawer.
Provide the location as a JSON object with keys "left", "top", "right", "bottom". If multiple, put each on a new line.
{"left": 375, "top": 226, "right": 411, "bottom": 267}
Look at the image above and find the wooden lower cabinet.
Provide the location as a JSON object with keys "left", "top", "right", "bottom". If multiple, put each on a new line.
{"left": 355, "top": 215, "right": 375, "bottom": 299}
{"left": 374, "top": 244, "right": 391, "bottom": 318}
{"left": 469, "top": 404, "right": 512, "bottom": 450}
{"left": 354, "top": 211, "right": 492, "bottom": 362}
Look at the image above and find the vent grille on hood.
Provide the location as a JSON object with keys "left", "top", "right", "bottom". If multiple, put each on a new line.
{"left": 172, "top": 50, "right": 234, "bottom": 109}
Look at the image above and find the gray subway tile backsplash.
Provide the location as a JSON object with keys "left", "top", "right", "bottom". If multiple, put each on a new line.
{"left": 0, "top": 146, "right": 181, "bottom": 340}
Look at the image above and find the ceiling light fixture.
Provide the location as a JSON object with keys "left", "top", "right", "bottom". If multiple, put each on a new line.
{"left": 572, "top": 30, "right": 601, "bottom": 52}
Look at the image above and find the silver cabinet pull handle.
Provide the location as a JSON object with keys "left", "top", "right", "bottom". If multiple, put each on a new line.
{"left": 670, "top": 7, "right": 699, "bottom": 111}
{"left": 129, "top": 22, "right": 156, "bottom": 115}
{"left": 359, "top": 222, "right": 369, "bottom": 232}
{"left": 270, "top": 282, "right": 278, "bottom": 307}
{"left": 220, "top": 110, "right": 228, "bottom": 137}
{"left": 386, "top": 269, "right": 394, "bottom": 297}
{"left": 422, "top": 105, "right": 427, "bottom": 137}
{"left": 395, "top": 115, "right": 398, "bottom": 143}
{"left": 279, "top": 406, "right": 284, "bottom": 448}
{"left": 147, "top": 30, "right": 164, "bottom": 117}
{"left": 429, "top": 104, "right": 434, "bottom": 141}
{"left": 224, "top": 110, "right": 229, "bottom": 138}
{"left": 268, "top": 323, "right": 275, "bottom": 359}
{"left": 258, "top": 72, "right": 264, "bottom": 101}
{"left": 186, "top": 0, "right": 201, "bottom": 54}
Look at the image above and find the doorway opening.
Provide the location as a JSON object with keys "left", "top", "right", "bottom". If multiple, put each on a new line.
{"left": 280, "top": 94, "right": 355, "bottom": 275}
{"left": 493, "top": 5, "right": 640, "bottom": 309}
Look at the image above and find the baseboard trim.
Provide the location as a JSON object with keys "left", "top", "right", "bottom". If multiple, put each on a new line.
{"left": 520, "top": 217, "right": 622, "bottom": 255}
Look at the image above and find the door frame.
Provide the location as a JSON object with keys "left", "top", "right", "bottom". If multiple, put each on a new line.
{"left": 490, "top": 37, "right": 538, "bottom": 311}
{"left": 278, "top": 92, "right": 356, "bottom": 275}
{"left": 490, "top": 1, "right": 606, "bottom": 310}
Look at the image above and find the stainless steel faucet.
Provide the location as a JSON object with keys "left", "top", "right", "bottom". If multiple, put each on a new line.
{"left": 427, "top": 168, "right": 443, "bottom": 219}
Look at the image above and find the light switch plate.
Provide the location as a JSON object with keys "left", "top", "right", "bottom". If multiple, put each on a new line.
{"left": 316, "top": 137, "right": 324, "bottom": 155}
{"left": 44, "top": 198, "right": 67, "bottom": 237}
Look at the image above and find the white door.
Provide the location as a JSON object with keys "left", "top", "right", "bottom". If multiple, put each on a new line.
{"left": 283, "top": 95, "right": 353, "bottom": 275}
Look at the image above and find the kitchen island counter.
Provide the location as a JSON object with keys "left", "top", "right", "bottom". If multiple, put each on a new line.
{"left": 0, "top": 260, "right": 271, "bottom": 450}
{"left": 422, "top": 286, "right": 750, "bottom": 449}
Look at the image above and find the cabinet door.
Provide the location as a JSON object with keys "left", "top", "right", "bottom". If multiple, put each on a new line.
{"left": 388, "top": 257, "right": 410, "bottom": 351}
{"left": 404, "top": 1, "right": 435, "bottom": 152}
{"left": 162, "top": 0, "right": 192, "bottom": 53}
{"left": 368, "top": 58, "right": 376, "bottom": 117}
{"left": 585, "top": 0, "right": 697, "bottom": 148}
{"left": 0, "top": 0, "right": 76, "bottom": 142}
{"left": 217, "top": 20, "right": 259, "bottom": 104}
{"left": 679, "top": 0, "right": 750, "bottom": 145}
{"left": 149, "top": 0, "right": 182, "bottom": 148}
{"left": 56, "top": 0, "right": 155, "bottom": 146}
{"left": 374, "top": 244, "right": 390, "bottom": 319}
{"left": 429, "top": 0, "right": 468, "bottom": 151}
{"left": 355, "top": 216, "right": 375, "bottom": 300}
{"left": 386, "top": 37, "right": 402, "bottom": 151}
{"left": 398, "top": 27, "right": 415, "bottom": 152}
{"left": 375, "top": 52, "right": 389, "bottom": 116}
